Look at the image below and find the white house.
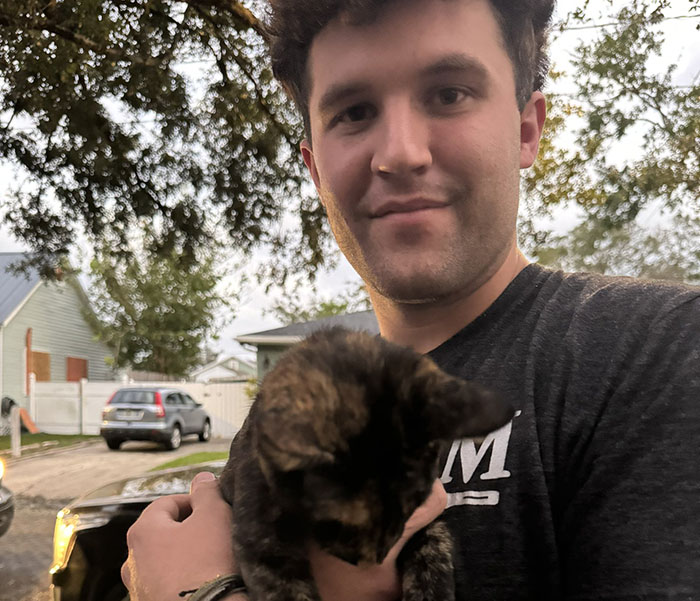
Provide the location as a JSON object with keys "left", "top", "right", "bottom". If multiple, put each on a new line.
{"left": 0, "top": 253, "right": 113, "bottom": 409}
{"left": 189, "top": 355, "right": 256, "bottom": 383}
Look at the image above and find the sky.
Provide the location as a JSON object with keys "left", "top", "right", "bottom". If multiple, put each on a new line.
{"left": 1, "top": 0, "right": 698, "bottom": 360}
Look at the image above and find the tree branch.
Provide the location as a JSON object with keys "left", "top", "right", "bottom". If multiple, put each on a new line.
{"left": 193, "top": 6, "right": 297, "bottom": 148}
{"left": 184, "top": 0, "right": 267, "bottom": 40}
{"left": 631, "top": 87, "right": 675, "bottom": 134}
{"left": 190, "top": 5, "right": 233, "bottom": 84}
{"left": 0, "top": 11, "right": 161, "bottom": 66}
{"left": 1, "top": 107, "right": 18, "bottom": 131}
{"left": 229, "top": 49, "right": 298, "bottom": 148}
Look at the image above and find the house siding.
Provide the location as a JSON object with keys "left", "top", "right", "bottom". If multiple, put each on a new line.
{"left": 256, "top": 345, "right": 291, "bottom": 380}
{"left": 2, "top": 280, "right": 113, "bottom": 408}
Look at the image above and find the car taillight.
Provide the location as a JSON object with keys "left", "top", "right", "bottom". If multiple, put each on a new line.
{"left": 154, "top": 391, "right": 165, "bottom": 418}
{"left": 102, "top": 391, "right": 117, "bottom": 420}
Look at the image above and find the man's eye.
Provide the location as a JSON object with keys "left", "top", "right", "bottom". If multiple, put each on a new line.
{"left": 337, "top": 103, "right": 375, "bottom": 123}
{"left": 433, "top": 87, "right": 469, "bottom": 106}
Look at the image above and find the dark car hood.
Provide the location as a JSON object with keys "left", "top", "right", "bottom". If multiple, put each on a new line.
{"left": 0, "top": 484, "right": 13, "bottom": 508}
{"left": 69, "top": 461, "right": 226, "bottom": 509}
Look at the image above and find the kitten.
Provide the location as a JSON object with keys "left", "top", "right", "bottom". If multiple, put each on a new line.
{"left": 219, "top": 327, "right": 513, "bottom": 601}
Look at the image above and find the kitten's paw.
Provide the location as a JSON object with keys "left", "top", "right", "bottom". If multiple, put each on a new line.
{"left": 399, "top": 521, "right": 455, "bottom": 601}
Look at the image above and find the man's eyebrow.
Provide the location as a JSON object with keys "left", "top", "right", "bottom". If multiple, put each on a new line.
{"left": 419, "top": 54, "right": 490, "bottom": 81}
{"left": 317, "top": 83, "right": 372, "bottom": 116}
{"left": 316, "top": 54, "right": 490, "bottom": 116}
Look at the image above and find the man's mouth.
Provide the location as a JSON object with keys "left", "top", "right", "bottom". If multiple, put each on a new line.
{"left": 371, "top": 198, "right": 449, "bottom": 218}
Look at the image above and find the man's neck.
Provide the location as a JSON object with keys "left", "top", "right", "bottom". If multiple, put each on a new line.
{"left": 370, "top": 246, "right": 529, "bottom": 353}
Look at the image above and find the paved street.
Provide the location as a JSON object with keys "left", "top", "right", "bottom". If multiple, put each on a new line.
{"left": 0, "top": 497, "right": 56, "bottom": 601}
{"left": 0, "top": 437, "right": 232, "bottom": 601}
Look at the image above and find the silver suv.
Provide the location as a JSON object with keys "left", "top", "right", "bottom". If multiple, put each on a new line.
{"left": 100, "top": 387, "right": 211, "bottom": 451}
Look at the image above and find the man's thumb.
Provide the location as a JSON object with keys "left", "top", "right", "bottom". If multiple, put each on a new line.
{"left": 190, "top": 471, "right": 217, "bottom": 493}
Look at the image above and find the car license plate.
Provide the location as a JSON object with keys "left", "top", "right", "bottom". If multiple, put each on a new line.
{"left": 117, "top": 410, "right": 142, "bottom": 421}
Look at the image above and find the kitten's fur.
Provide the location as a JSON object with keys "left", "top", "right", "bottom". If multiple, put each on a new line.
{"left": 220, "top": 327, "right": 513, "bottom": 601}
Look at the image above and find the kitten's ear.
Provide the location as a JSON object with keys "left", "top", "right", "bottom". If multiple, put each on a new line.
{"left": 254, "top": 400, "right": 334, "bottom": 473}
{"left": 415, "top": 358, "right": 514, "bottom": 442}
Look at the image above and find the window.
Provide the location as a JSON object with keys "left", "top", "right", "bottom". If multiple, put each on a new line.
{"left": 113, "top": 390, "right": 155, "bottom": 405}
{"left": 166, "top": 393, "right": 184, "bottom": 406}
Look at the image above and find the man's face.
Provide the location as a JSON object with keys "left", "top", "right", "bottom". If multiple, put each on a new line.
{"left": 302, "top": 0, "right": 543, "bottom": 303}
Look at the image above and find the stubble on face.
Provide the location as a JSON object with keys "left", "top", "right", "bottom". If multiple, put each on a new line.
{"left": 320, "top": 169, "right": 519, "bottom": 306}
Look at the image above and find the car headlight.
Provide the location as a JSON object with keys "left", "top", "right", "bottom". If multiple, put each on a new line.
{"left": 0, "top": 458, "right": 5, "bottom": 485}
{"left": 50, "top": 508, "right": 111, "bottom": 574}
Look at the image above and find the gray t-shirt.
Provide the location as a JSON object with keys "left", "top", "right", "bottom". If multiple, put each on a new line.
{"left": 430, "top": 264, "right": 700, "bottom": 599}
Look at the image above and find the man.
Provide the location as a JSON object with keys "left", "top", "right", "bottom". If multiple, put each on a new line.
{"left": 121, "top": 0, "right": 700, "bottom": 599}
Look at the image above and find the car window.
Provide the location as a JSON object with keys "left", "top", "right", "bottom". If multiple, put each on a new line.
{"left": 164, "top": 393, "right": 182, "bottom": 406}
{"left": 113, "top": 390, "right": 155, "bottom": 405}
{"left": 184, "top": 394, "right": 197, "bottom": 407}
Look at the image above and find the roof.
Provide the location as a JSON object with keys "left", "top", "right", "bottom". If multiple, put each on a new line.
{"left": 0, "top": 253, "right": 41, "bottom": 326}
{"left": 189, "top": 355, "right": 256, "bottom": 378}
{"left": 236, "top": 310, "right": 379, "bottom": 346}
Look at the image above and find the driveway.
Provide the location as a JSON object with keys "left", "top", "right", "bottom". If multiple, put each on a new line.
{"left": 4, "top": 436, "right": 232, "bottom": 500}
{"left": 0, "top": 436, "right": 232, "bottom": 601}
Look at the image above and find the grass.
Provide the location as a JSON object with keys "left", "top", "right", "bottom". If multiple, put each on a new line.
{"left": 150, "top": 451, "right": 229, "bottom": 472}
{"left": 0, "top": 433, "right": 100, "bottom": 451}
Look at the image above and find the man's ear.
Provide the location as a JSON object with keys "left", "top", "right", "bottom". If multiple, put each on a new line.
{"left": 300, "top": 139, "right": 322, "bottom": 192}
{"left": 519, "top": 91, "right": 547, "bottom": 169}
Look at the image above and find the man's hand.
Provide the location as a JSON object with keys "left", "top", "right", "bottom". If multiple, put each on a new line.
{"left": 309, "top": 479, "right": 448, "bottom": 601}
{"left": 121, "top": 471, "right": 238, "bottom": 601}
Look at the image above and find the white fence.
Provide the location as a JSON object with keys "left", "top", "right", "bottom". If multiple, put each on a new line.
{"left": 32, "top": 379, "right": 252, "bottom": 438}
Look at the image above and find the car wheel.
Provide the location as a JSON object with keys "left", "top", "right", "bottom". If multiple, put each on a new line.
{"left": 166, "top": 425, "right": 182, "bottom": 450}
{"left": 105, "top": 438, "right": 122, "bottom": 450}
{"left": 198, "top": 420, "right": 211, "bottom": 442}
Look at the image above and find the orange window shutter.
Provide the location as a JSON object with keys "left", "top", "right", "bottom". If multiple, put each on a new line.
{"left": 66, "top": 357, "right": 88, "bottom": 382}
{"left": 31, "top": 351, "right": 51, "bottom": 382}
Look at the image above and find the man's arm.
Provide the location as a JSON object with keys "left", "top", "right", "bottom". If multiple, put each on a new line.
{"left": 122, "top": 473, "right": 447, "bottom": 601}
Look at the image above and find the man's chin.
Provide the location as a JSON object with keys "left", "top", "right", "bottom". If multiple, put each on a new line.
{"left": 368, "top": 272, "right": 459, "bottom": 305}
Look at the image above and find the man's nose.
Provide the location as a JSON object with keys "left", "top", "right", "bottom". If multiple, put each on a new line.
{"left": 370, "top": 102, "right": 432, "bottom": 177}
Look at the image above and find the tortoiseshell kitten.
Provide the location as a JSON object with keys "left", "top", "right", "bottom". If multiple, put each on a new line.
{"left": 219, "top": 327, "right": 513, "bottom": 601}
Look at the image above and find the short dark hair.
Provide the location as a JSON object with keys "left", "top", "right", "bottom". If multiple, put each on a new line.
{"left": 267, "top": 0, "right": 555, "bottom": 141}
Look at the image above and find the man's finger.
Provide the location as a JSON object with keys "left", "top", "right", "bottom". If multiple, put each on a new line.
{"left": 125, "top": 496, "right": 192, "bottom": 550}
{"left": 402, "top": 480, "right": 447, "bottom": 539}
{"left": 190, "top": 471, "right": 217, "bottom": 493}
{"left": 121, "top": 556, "right": 131, "bottom": 589}
{"left": 139, "top": 494, "right": 193, "bottom": 523}
{"left": 189, "top": 472, "right": 228, "bottom": 510}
